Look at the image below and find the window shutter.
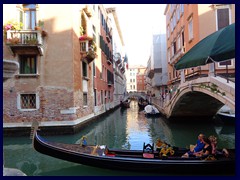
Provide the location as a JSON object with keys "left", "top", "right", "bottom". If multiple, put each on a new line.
{"left": 217, "top": 8, "right": 229, "bottom": 30}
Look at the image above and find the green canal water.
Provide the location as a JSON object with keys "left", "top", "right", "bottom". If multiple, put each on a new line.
{"left": 3, "top": 100, "right": 235, "bottom": 176}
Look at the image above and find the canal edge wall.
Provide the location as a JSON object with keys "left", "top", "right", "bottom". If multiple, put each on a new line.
{"left": 3, "top": 105, "right": 120, "bottom": 137}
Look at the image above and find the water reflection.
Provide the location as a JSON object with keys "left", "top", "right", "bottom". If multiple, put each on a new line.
{"left": 3, "top": 100, "right": 235, "bottom": 176}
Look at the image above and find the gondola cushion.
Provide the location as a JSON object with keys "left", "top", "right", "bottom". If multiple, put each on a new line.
{"left": 143, "top": 153, "right": 154, "bottom": 159}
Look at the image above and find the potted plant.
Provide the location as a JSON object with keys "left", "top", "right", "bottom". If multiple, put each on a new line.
{"left": 35, "top": 20, "right": 44, "bottom": 30}
{"left": 3, "top": 19, "right": 23, "bottom": 31}
{"left": 7, "top": 37, "right": 20, "bottom": 44}
{"left": 3, "top": 19, "right": 23, "bottom": 40}
{"left": 26, "top": 37, "right": 38, "bottom": 45}
{"left": 41, "top": 30, "right": 47, "bottom": 37}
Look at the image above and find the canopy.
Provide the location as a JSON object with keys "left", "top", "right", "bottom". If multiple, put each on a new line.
{"left": 174, "top": 23, "right": 235, "bottom": 70}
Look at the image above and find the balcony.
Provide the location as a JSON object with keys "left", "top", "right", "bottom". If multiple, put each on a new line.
{"left": 107, "top": 57, "right": 113, "bottom": 65}
{"left": 146, "top": 69, "right": 154, "bottom": 79}
{"left": 107, "top": 70, "right": 114, "bottom": 86}
{"left": 5, "top": 30, "right": 43, "bottom": 56}
{"left": 108, "top": 81, "right": 113, "bottom": 86}
{"left": 115, "top": 53, "right": 121, "bottom": 64}
{"left": 120, "top": 66, "right": 125, "bottom": 73}
{"left": 81, "top": 50, "right": 96, "bottom": 64}
{"left": 106, "top": 33, "right": 111, "bottom": 43}
{"left": 169, "top": 46, "right": 185, "bottom": 65}
{"left": 80, "top": 38, "right": 96, "bottom": 64}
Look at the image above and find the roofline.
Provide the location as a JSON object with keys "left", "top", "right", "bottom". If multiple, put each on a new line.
{"left": 106, "top": 7, "right": 125, "bottom": 46}
{"left": 164, "top": 4, "right": 169, "bottom": 15}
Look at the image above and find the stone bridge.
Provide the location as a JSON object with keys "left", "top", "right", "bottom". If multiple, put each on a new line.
{"left": 152, "top": 76, "right": 235, "bottom": 119}
{"left": 123, "top": 92, "right": 147, "bottom": 101}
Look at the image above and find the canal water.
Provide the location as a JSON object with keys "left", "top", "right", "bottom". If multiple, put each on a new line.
{"left": 3, "top": 100, "right": 235, "bottom": 176}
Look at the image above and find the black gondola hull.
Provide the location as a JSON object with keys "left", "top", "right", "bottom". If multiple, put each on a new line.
{"left": 33, "top": 131, "right": 235, "bottom": 174}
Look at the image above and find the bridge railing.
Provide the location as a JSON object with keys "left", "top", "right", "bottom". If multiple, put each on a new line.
{"left": 151, "top": 74, "right": 235, "bottom": 113}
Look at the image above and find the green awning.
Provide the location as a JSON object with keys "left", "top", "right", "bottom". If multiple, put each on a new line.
{"left": 174, "top": 23, "right": 235, "bottom": 70}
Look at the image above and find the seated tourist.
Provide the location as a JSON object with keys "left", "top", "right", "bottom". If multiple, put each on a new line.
{"left": 194, "top": 136, "right": 212, "bottom": 158}
{"left": 181, "top": 133, "right": 205, "bottom": 158}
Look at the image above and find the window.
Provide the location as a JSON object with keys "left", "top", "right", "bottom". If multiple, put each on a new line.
{"left": 23, "top": 4, "right": 37, "bottom": 30}
{"left": 173, "top": 12, "right": 176, "bottom": 29}
{"left": 182, "top": 31, "right": 185, "bottom": 46}
{"left": 177, "top": 35, "right": 181, "bottom": 51}
{"left": 83, "top": 93, "right": 87, "bottom": 106}
{"left": 21, "top": 94, "right": 36, "bottom": 109}
{"left": 94, "top": 89, "right": 97, "bottom": 106}
{"left": 82, "top": 61, "right": 88, "bottom": 77}
{"left": 108, "top": 91, "right": 110, "bottom": 99}
{"left": 173, "top": 41, "right": 177, "bottom": 54}
{"left": 188, "top": 18, "right": 193, "bottom": 41}
{"left": 216, "top": 6, "right": 232, "bottom": 68}
{"left": 180, "top": 4, "right": 184, "bottom": 15}
{"left": 133, "top": 79, "right": 135, "bottom": 83}
{"left": 107, "top": 70, "right": 113, "bottom": 84}
{"left": 177, "top": 6, "right": 180, "bottom": 21}
{"left": 80, "top": 41, "right": 88, "bottom": 52}
{"left": 219, "top": 60, "right": 232, "bottom": 67}
{"left": 216, "top": 8, "right": 230, "bottom": 30}
{"left": 19, "top": 55, "right": 37, "bottom": 74}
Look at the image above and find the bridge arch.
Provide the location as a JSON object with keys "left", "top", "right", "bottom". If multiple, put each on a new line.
{"left": 123, "top": 92, "right": 147, "bottom": 101}
{"left": 167, "top": 88, "right": 223, "bottom": 118}
{"left": 164, "top": 77, "right": 235, "bottom": 119}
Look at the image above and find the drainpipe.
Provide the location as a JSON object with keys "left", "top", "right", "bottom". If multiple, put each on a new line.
{"left": 180, "top": 70, "right": 185, "bottom": 84}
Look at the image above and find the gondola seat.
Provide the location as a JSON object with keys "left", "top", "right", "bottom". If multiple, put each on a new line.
{"left": 143, "top": 143, "right": 155, "bottom": 158}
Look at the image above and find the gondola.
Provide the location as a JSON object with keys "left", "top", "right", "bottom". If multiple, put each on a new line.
{"left": 216, "top": 112, "right": 235, "bottom": 125}
{"left": 33, "top": 130, "right": 235, "bottom": 174}
{"left": 120, "top": 99, "right": 130, "bottom": 108}
{"left": 138, "top": 100, "right": 148, "bottom": 110}
{"left": 145, "top": 112, "right": 161, "bottom": 118}
{"left": 144, "top": 104, "right": 161, "bottom": 117}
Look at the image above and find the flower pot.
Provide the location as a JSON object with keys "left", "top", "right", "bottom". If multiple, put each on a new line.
{"left": 41, "top": 30, "right": 47, "bottom": 37}
{"left": 35, "top": 26, "right": 41, "bottom": 31}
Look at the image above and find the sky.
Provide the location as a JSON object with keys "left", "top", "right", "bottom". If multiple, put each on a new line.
{"left": 104, "top": 4, "right": 166, "bottom": 67}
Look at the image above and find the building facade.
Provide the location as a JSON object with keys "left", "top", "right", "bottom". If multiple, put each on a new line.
{"left": 106, "top": 7, "right": 127, "bottom": 107}
{"left": 136, "top": 72, "right": 145, "bottom": 93}
{"left": 3, "top": 4, "right": 126, "bottom": 124}
{"left": 164, "top": 4, "right": 235, "bottom": 85}
{"left": 146, "top": 34, "right": 168, "bottom": 97}
{"left": 126, "top": 65, "right": 146, "bottom": 93}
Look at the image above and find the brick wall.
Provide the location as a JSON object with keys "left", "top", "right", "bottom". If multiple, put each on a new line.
{"left": 3, "top": 85, "right": 94, "bottom": 123}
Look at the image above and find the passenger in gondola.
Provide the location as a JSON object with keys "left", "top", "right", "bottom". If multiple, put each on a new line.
{"left": 181, "top": 133, "right": 205, "bottom": 158}
{"left": 81, "top": 136, "right": 87, "bottom": 147}
{"left": 209, "top": 135, "right": 217, "bottom": 155}
{"left": 194, "top": 136, "right": 212, "bottom": 158}
{"left": 156, "top": 139, "right": 165, "bottom": 151}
